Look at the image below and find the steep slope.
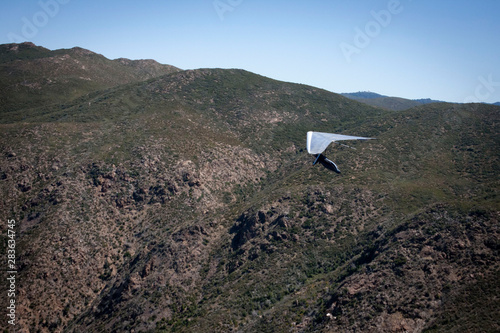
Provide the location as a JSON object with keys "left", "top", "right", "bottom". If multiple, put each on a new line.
{"left": 0, "top": 42, "right": 181, "bottom": 115}
{"left": 0, "top": 63, "right": 498, "bottom": 333}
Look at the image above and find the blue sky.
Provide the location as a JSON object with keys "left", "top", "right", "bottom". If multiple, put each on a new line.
{"left": 1, "top": 0, "right": 499, "bottom": 103}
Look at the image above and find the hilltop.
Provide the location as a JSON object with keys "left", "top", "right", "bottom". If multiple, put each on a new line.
{"left": 0, "top": 42, "right": 180, "bottom": 115}
{"left": 341, "top": 92, "right": 444, "bottom": 111}
{"left": 0, "top": 43, "right": 499, "bottom": 333}
{"left": 342, "top": 92, "right": 500, "bottom": 111}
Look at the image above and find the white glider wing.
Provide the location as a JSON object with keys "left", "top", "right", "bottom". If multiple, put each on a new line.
{"left": 306, "top": 131, "right": 372, "bottom": 154}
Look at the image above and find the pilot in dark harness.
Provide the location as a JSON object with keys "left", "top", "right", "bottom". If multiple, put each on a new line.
{"left": 313, "top": 154, "right": 341, "bottom": 173}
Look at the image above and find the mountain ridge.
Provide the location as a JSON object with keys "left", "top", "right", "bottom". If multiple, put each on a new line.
{"left": 0, "top": 42, "right": 181, "bottom": 114}
{"left": 342, "top": 91, "right": 500, "bottom": 111}
{"left": 341, "top": 92, "right": 445, "bottom": 111}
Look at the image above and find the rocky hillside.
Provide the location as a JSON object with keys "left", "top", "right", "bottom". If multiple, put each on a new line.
{"left": 0, "top": 44, "right": 499, "bottom": 333}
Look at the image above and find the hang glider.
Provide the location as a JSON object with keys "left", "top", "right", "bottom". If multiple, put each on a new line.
{"left": 307, "top": 131, "right": 373, "bottom": 173}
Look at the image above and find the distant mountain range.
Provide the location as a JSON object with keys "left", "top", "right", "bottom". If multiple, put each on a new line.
{"left": 1, "top": 43, "right": 499, "bottom": 333}
{"left": 341, "top": 92, "right": 445, "bottom": 111}
{"left": 342, "top": 91, "right": 500, "bottom": 111}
